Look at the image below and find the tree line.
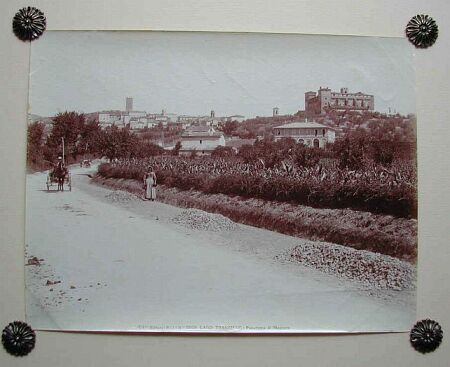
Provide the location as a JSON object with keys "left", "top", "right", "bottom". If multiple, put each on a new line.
{"left": 217, "top": 110, "right": 416, "bottom": 143}
{"left": 211, "top": 129, "right": 415, "bottom": 170}
{"left": 27, "top": 111, "right": 164, "bottom": 170}
{"left": 28, "top": 110, "right": 416, "bottom": 171}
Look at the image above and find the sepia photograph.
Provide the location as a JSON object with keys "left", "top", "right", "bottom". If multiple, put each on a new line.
{"left": 25, "top": 31, "right": 416, "bottom": 332}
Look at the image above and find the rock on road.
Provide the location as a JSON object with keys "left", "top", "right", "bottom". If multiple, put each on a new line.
{"left": 25, "top": 166, "right": 415, "bottom": 332}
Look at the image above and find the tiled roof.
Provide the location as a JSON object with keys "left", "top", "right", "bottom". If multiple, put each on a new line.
{"left": 273, "top": 121, "right": 331, "bottom": 129}
{"left": 188, "top": 126, "right": 212, "bottom": 132}
{"left": 182, "top": 134, "right": 222, "bottom": 139}
{"left": 182, "top": 126, "right": 221, "bottom": 137}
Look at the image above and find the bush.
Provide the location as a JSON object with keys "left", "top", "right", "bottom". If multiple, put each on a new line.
{"left": 98, "top": 155, "right": 417, "bottom": 218}
{"left": 211, "top": 146, "right": 235, "bottom": 158}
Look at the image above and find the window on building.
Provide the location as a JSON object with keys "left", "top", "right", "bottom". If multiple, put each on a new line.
{"left": 315, "top": 130, "right": 318, "bottom": 136}
{"left": 322, "top": 129, "right": 325, "bottom": 136}
{"left": 200, "top": 140, "right": 202, "bottom": 144}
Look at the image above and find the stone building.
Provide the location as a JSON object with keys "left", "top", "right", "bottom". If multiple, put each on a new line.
{"left": 125, "top": 97, "right": 133, "bottom": 112}
{"left": 180, "top": 126, "right": 225, "bottom": 155}
{"left": 99, "top": 111, "right": 122, "bottom": 125}
{"left": 305, "top": 87, "right": 374, "bottom": 115}
{"left": 224, "top": 115, "right": 246, "bottom": 123}
{"left": 273, "top": 121, "right": 335, "bottom": 148}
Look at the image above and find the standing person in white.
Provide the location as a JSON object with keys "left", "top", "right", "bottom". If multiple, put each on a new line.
{"left": 143, "top": 166, "right": 157, "bottom": 201}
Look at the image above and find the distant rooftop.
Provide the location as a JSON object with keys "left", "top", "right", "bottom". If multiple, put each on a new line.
{"left": 182, "top": 126, "right": 223, "bottom": 137}
{"left": 186, "top": 126, "right": 213, "bottom": 133}
{"left": 273, "top": 121, "right": 330, "bottom": 129}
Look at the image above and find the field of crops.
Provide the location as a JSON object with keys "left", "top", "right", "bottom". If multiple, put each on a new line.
{"left": 98, "top": 156, "right": 417, "bottom": 218}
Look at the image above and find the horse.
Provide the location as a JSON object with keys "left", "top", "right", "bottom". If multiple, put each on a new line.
{"left": 53, "top": 165, "right": 67, "bottom": 191}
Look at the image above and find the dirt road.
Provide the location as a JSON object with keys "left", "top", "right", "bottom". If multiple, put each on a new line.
{"left": 25, "top": 166, "right": 415, "bottom": 332}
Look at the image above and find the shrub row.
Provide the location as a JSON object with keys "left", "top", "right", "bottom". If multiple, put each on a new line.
{"left": 98, "top": 158, "right": 417, "bottom": 218}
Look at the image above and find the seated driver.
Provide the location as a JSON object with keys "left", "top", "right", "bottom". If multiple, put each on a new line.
{"left": 53, "top": 156, "right": 66, "bottom": 175}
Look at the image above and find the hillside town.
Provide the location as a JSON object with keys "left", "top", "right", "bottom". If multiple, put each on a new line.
{"left": 29, "top": 87, "right": 416, "bottom": 157}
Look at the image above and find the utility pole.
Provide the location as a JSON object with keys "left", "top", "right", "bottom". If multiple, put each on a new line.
{"left": 62, "top": 137, "right": 65, "bottom": 163}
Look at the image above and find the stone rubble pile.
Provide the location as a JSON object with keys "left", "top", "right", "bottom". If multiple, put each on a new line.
{"left": 172, "top": 208, "right": 237, "bottom": 232}
{"left": 284, "top": 242, "right": 415, "bottom": 291}
{"left": 105, "top": 190, "right": 136, "bottom": 203}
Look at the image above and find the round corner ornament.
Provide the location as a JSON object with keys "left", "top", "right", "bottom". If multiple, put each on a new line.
{"left": 12, "top": 7, "right": 46, "bottom": 42}
{"left": 410, "top": 319, "right": 443, "bottom": 353}
{"left": 406, "top": 14, "right": 438, "bottom": 49}
{"left": 2, "top": 321, "right": 36, "bottom": 357}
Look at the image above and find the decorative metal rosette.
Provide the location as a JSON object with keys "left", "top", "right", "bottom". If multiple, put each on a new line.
{"left": 410, "top": 319, "right": 443, "bottom": 353}
{"left": 12, "top": 7, "right": 46, "bottom": 42}
{"left": 2, "top": 321, "right": 36, "bottom": 356}
{"left": 406, "top": 14, "right": 438, "bottom": 49}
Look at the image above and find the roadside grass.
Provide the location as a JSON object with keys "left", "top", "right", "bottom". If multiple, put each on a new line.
{"left": 93, "top": 175, "right": 417, "bottom": 263}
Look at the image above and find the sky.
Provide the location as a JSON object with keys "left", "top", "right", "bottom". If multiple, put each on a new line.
{"left": 29, "top": 31, "right": 415, "bottom": 118}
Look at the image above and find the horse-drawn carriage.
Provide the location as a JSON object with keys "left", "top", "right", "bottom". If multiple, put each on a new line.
{"left": 46, "top": 166, "right": 71, "bottom": 191}
{"left": 80, "top": 159, "right": 91, "bottom": 168}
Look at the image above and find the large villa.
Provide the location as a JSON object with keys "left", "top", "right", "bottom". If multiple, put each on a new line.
{"left": 273, "top": 121, "right": 336, "bottom": 148}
